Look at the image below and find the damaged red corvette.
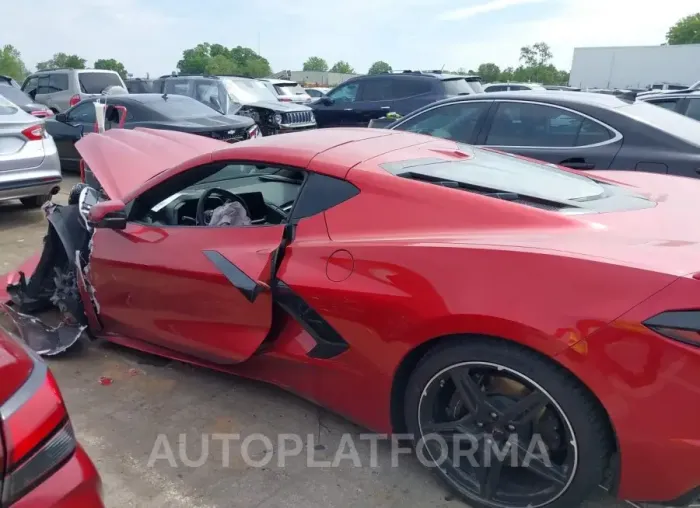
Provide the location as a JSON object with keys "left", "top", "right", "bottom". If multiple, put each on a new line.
{"left": 2, "top": 126, "right": 700, "bottom": 508}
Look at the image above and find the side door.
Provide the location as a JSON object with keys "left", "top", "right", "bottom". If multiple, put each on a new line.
{"left": 391, "top": 100, "right": 494, "bottom": 144}
{"left": 35, "top": 73, "right": 70, "bottom": 112}
{"left": 477, "top": 101, "right": 621, "bottom": 170}
{"left": 353, "top": 78, "right": 394, "bottom": 125}
{"left": 311, "top": 81, "right": 360, "bottom": 127}
{"left": 391, "top": 77, "right": 435, "bottom": 115}
{"left": 48, "top": 101, "right": 96, "bottom": 168}
{"left": 85, "top": 161, "right": 349, "bottom": 365}
{"left": 21, "top": 76, "right": 38, "bottom": 101}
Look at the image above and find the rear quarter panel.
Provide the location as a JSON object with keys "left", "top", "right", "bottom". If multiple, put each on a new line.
{"left": 303, "top": 168, "right": 678, "bottom": 431}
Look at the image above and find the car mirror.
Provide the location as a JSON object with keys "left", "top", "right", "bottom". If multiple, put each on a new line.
{"left": 55, "top": 113, "right": 68, "bottom": 123}
{"left": 319, "top": 96, "right": 333, "bottom": 106}
{"left": 89, "top": 200, "right": 127, "bottom": 230}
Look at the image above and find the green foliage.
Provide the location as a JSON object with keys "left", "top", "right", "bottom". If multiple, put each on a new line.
{"left": 329, "top": 61, "right": 355, "bottom": 74}
{"left": 0, "top": 45, "right": 28, "bottom": 81}
{"left": 465, "top": 43, "right": 568, "bottom": 86}
{"left": 177, "top": 43, "right": 272, "bottom": 78}
{"left": 94, "top": 58, "right": 128, "bottom": 79}
{"left": 666, "top": 13, "right": 700, "bottom": 44}
{"left": 368, "top": 61, "right": 392, "bottom": 74}
{"left": 303, "top": 57, "right": 328, "bottom": 72}
{"left": 36, "top": 53, "right": 86, "bottom": 70}
{"left": 477, "top": 63, "right": 500, "bottom": 83}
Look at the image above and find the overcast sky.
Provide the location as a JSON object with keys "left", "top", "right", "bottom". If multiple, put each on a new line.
{"left": 5, "top": 0, "right": 699, "bottom": 77}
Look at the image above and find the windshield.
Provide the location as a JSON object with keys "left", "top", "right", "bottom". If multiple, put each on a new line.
{"left": 618, "top": 101, "right": 700, "bottom": 147}
{"left": 443, "top": 78, "right": 484, "bottom": 95}
{"left": 0, "top": 96, "right": 19, "bottom": 115}
{"left": 147, "top": 96, "right": 220, "bottom": 119}
{"left": 221, "top": 78, "right": 277, "bottom": 104}
{"left": 381, "top": 145, "right": 605, "bottom": 202}
{"left": 79, "top": 72, "right": 125, "bottom": 94}
{"left": 0, "top": 85, "right": 32, "bottom": 106}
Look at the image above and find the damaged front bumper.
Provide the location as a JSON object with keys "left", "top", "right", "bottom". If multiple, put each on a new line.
{"left": 2, "top": 184, "right": 101, "bottom": 356}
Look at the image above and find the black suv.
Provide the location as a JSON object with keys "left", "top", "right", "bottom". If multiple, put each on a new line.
{"left": 154, "top": 74, "right": 316, "bottom": 136}
{"left": 310, "top": 71, "right": 483, "bottom": 128}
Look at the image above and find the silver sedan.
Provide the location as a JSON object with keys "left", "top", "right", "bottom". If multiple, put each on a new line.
{"left": 0, "top": 96, "right": 62, "bottom": 208}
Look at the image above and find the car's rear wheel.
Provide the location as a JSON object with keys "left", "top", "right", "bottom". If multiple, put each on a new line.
{"left": 20, "top": 194, "right": 51, "bottom": 208}
{"left": 404, "top": 339, "right": 611, "bottom": 508}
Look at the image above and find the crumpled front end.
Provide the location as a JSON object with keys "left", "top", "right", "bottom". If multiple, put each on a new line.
{"left": 2, "top": 184, "right": 101, "bottom": 356}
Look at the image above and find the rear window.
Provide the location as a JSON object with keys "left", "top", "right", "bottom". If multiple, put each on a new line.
{"left": 619, "top": 101, "right": 700, "bottom": 147}
{"left": 0, "top": 85, "right": 32, "bottom": 107}
{"left": 145, "top": 96, "right": 219, "bottom": 119}
{"left": 381, "top": 146, "right": 606, "bottom": 202}
{"left": 443, "top": 78, "right": 484, "bottom": 95}
{"left": 0, "top": 96, "right": 19, "bottom": 115}
{"left": 273, "top": 82, "right": 308, "bottom": 96}
{"left": 79, "top": 72, "right": 124, "bottom": 94}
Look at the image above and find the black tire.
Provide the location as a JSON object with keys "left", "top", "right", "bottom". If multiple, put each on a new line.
{"left": 20, "top": 194, "right": 51, "bottom": 208}
{"left": 404, "top": 338, "right": 611, "bottom": 508}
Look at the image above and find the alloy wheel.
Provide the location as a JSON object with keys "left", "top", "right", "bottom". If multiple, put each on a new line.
{"left": 417, "top": 361, "right": 578, "bottom": 508}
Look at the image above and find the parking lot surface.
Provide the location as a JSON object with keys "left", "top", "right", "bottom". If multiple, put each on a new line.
{"left": 0, "top": 175, "right": 644, "bottom": 508}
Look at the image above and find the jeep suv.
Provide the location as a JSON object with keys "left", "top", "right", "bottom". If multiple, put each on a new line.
{"left": 156, "top": 75, "right": 316, "bottom": 136}
{"left": 21, "top": 69, "right": 127, "bottom": 113}
{"left": 310, "top": 71, "right": 483, "bottom": 128}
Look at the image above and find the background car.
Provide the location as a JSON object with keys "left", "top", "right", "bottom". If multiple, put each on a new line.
{"left": 45, "top": 93, "right": 259, "bottom": 170}
{"left": 386, "top": 90, "right": 700, "bottom": 176}
{"left": 304, "top": 87, "right": 331, "bottom": 98}
{"left": 124, "top": 78, "right": 155, "bottom": 93}
{"left": 0, "top": 325, "right": 104, "bottom": 507}
{"left": 0, "top": 74, "right": 21, "bottom": 89}
{"left": 156, "top": 74, "right": 316, "bottom": 136}
{"left": 6, "top": 127, "right": 700, "bottom": 508}
{"left": 311, "top": 71, "right": 484, "bottom": 128}
{"left": 21, "top": 69, "right": 127, "bottom": 113}
{"left": 0, "top": 79, "right": 53, "bottom": 118}
{"left": 483, "top": 82, "right": 546, "bottom": 92}
{"left": 545, "top": 85, "right": 582, "bottom": 91}
{"left": 0, "top": 96, "right": 61, "bottom": 208}
{"left": 638, "top": 89, "right": 700, "bottom": 121}
{"left": 258, "top": 78, "right": 312, "bottom": 104}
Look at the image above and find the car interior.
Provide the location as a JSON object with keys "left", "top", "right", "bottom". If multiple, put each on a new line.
{"left": 129, "top": 162, "right": 305, "bottom": 227}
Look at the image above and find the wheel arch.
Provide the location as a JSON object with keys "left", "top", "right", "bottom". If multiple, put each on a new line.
{"left": 388, "top": 332, "right": 621, "bottom": 490}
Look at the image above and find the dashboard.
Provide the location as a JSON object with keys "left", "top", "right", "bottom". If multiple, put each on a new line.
{"left": 144, "top": 178, "right": 300, "bottom": 226}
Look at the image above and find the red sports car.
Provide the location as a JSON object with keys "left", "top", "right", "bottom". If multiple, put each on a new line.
{"left": 0, "top": 328, "right": 104, "bottom": 507}
{"left": 2, "top": 127, "right": 700, "bottom": 508}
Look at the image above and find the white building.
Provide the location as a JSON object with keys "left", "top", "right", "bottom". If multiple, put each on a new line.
{"left": 569, "top": 44, "right": 700, "bottom": 90}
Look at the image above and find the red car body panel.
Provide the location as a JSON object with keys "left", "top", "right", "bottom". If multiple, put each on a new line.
{"left": 5, "top": 128, "right": 700, "bottom": 505}
{"left": 0, "top": 329, "right": 103, "bottom": 507}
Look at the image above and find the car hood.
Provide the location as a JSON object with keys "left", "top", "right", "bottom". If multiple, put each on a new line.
{"left": 245, "top": 100, "right": 311, "bottom": 113}
{"left": 146, "top": 114, "right": 254, "bottom": 131}
{"left": 456, "top": 170, "right": 700, "bottom": 278}
{"left": 75, "top": 127, "right": 231, "bottom": 202}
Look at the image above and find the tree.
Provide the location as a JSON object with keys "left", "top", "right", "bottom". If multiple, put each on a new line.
{"left": 36, "top": 53, "right": 86, "bottom": 70}
{"left": 0, "top": 45, "right": 28, "bottom": 81}
{"left": 519, "top": 42, "right": 553, "bottom": 67}
{"left": 177, "top": 43, "right": 272, "bottom": 78}
{"left": 94, "top": 58, "right": 128, "bottom": 79}
{"left": 476, "top": 63, "right": 500, "bottom": 83}
{"left": 329, "top": 61, "right": 354, "bottom": 74}
{"left": 368, "top": 61, "right": 392, "bottom": 74}
{"left": 303, "top": 57, "right": 328, "bottom": 72}
{"left": 667, "top": 13, "right": 700, "bottom": 44}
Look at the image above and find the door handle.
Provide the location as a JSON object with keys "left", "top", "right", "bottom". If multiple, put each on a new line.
{"left": 381, "top": 106, "right": 391, "bottom": 110}
{"left": 344, "top": 108, "right": 353, "bottom": 111}
{"left": 560, "top": 159, "right": 595, "bottom": 170}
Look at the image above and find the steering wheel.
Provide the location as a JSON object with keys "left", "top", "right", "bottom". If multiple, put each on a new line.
{"left": 196, "top": 187, "right": 251, "bottom": 226}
